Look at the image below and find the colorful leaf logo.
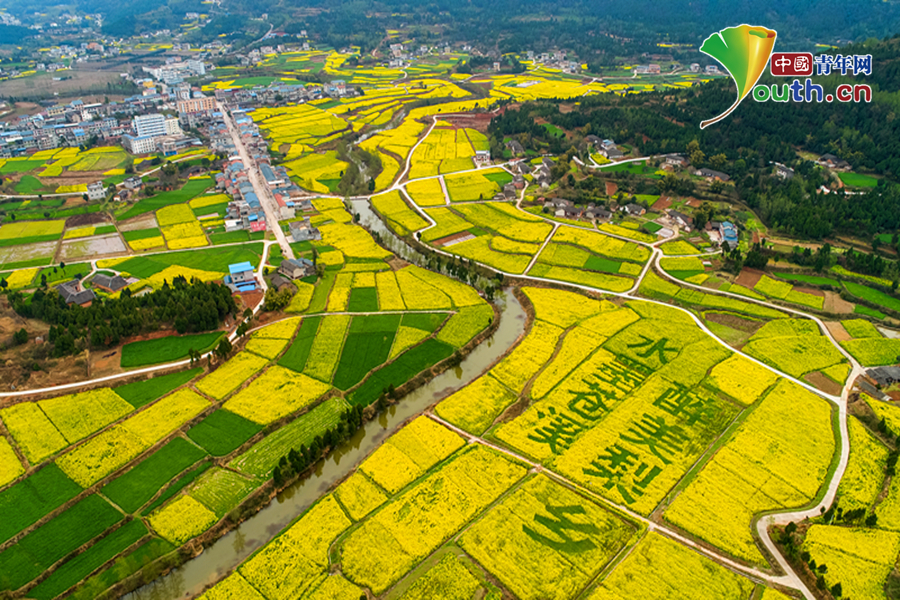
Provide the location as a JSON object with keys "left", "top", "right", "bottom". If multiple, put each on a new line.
{"left": 699, "top": 24, "right": 777, "bottom": 129}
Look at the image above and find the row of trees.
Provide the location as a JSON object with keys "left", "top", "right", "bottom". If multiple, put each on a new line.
{"left": 272, "top": 404, "right": 365, "bottom": 487}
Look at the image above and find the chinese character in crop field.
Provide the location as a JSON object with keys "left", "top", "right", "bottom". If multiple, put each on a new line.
{"left": 652, "top": 385, "right": 719, "bottom": 426}
{"left": 593, "top": 359, "right": 646, "bottom": 394}
{"left": 625, "top": 335, "right": 679, "bottom": 365}
{"left": 582, "top": 444, "right": 662, "bottom": 505}
{"left": 527, "top": 406, "right": 585, "bottom": 453}
{"left": 566, "top": 380, "right": 617, "bottom": 420}
{"left": 620, "top": 414, "right": 688, "bottom": 465}
{"left": 522, "top": 504, "right": 600, "bottom": 552}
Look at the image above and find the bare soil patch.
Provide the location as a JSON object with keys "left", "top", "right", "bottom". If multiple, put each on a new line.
{"left": 704, "top": 311, "right": 763, "bottom": 334}
{"left": 605, "top": 181, "right": 618, "bottom": 196}
{"left": 823, "top": 291, "right": 855, "bottom": 314}
{"left": 651, "top": 195, "right": 672, "bottom": 211}
{"left": 805, "top": 371, "right": 843, "bottom": 396}
{"left": 66, "top": 212, "right": 110, "bottom": 227}
{"left": 118, "top": 214, "right": 158, "bottom": 232}
{"left": 59, "top": 234, "right": 126, "bottom": 261}
{"left": 387, "top": 256, "right": 410, "bottom": 271}
{"left": 824, "top": 321, "right": 851, "bottom": 342}
{"left": 735, "top": 268, "right": 764, "bottom": 289}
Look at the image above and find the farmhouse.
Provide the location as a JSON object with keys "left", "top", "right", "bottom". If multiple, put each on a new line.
{"left": 667, "top": 209, "right": 693, "bottom": 230}
{"left": 91, "top": 274, "right": 129, "bottom": 293}
{"left": 86, "top": 181, "right": 106, "bottom": 201}
{"left": 623, "top": 203, "right": 646, "bottom": 216}
{"left": 816, "top": 153, "right": 851, "bottom": 171}
{"left": 56, "top": 280, "right": 95, "bottom": 307}
{"left": 868, "top": 366, "right": 900, "bottom": 387}
{"left": 506, "top": 140, "right": 525, "bottom": 156}
{"left": 664, "top": 154, "right": 689, "bottom": 168}
{"left": 278, "top": 257, "right": 316, "bottom": 280}
{"left": 226, "top": 262, "right": 257, "bottom": 292}
{"left": 774, "top": 163, "right": 794, "bottom": 179}
{"left": 123, "top": 176, "right": 143, "bottom": 190}
{"left": 719, "top": 221, "right": 738, "bottom": 247}
{"left": 694, "top": 168, "right": 731, "bottom": 182}
{"left": 289, "top": 218, "right": 321, "bottom": 243}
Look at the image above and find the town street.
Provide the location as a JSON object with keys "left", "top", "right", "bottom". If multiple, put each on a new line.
{"left": 218, "top": 100, "right": 295, "bottom": 261}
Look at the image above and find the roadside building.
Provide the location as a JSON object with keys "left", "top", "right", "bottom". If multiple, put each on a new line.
{"left": 278, "top": 257, "right": 315, "bottom": 280}
{"left": 226, "top": 262, "right": 257, "bottom": 292}
{"left": 86, "top": 182, "right": 106, "bottom": 201}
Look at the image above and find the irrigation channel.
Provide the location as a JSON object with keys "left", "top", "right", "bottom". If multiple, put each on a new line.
{"left": 122, "top": 201, "right": 527, "bottom": 600}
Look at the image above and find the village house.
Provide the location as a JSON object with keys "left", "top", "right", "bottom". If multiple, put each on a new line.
{"left": 694, "top": 168, "right": 731, "bottom": 182}
{"left": 774, "top": 163, "right": 794, "bottom": 179}
{"left": 816, "top": 153, "right": 851, "bottom": 171}
{"left": 719, "top": 221, "right": 739, "bottom": 247}
{"left": 623, "top": 203, "right": 646, "bottom": 216}
{"left": 667, "top": 209, "right": 693, "bottom": 231}
{"left": 289, "top": 218, "right": 321, "bottom": 243}
{"left": 225, "top": 262, "right": 257, "bottom": 292}
{"left": 664, "top": 154, "right": 689, "bottom": 168}
{"left": 278, "top": 257, "right": 316, "bottom": 280}
{"left": 56, "top": 280, "right": 95, "bottom": 307}
{"left": 506, "top": 140, "right": 525, "bottom": 156}
{"left": 91, "top": 274, "right": 129, "bottom": 293}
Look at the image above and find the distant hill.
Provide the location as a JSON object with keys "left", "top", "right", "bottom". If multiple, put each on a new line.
{"left": 5, "top": 0, "right": 900, "bottom": 49}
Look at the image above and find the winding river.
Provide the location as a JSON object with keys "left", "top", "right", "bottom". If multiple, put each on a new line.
{"left": 121, "top": 200, "right": 526, "bottom": 600}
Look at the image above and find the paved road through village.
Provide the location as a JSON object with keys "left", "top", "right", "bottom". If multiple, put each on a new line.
{"left": 218, "top": 100, "right": 295, "bottom": 261}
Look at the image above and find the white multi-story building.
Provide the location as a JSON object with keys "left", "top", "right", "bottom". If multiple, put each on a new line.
{"left": 86, "top": 182, "right": 106, "bottom": 201}
{"left": 164, "top": 116, "right": 182, "bottom": 136}
{"left": 122, "top": 134, "right": 157, "bottom": 154}
{"left": 133, "top": 113, "right": 166, "bottom": 138}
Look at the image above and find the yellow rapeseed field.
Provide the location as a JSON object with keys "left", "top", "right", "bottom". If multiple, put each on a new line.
{"left": 665, "top": 379, "right": 835, "bottom": 565}
{"left": 435, "top": 374, "right": 517, "bottom": 435}
{"left": 196, "top": 352, "right": 270, "bottom": 400}
{"left": 56, "top": 425, "right": 147, "bottom": 487}
{"left": 0, "top": 437, "right": 25, "bottom": 487}
{"left": 196, "top": 572, "right": 266, "bottom": 600}
{"left": 223, "top": 366, "right": 331, "bottom": 425}
{"left": 587, "top": 532, "right": 755, "bottom": 600}
{"left": 0, "top": 402, "right": 68, "bottom": 464}
{"left": 333, "top": 470, "right": 388, "bottom": 521}
{"left": 39, "top": 389, "right": 133, "bottom": 445}
{"left": 238, "top": 495, "right": 351, "bottom": 600}
{"left": 122, "top": 388, "right": 210, "bottom": 445}
{"left": 460, "top": 475, "right": 633, "bottom": 600}
{"left": 375, "top": 271, "right": 405, "bottom": 311}
{"left": 704, "top": 354, "right": 778, "bottom": 405}
{"left": 150, "top": 495, "right": 219, "bottom": 545}
{"left": 804, "top": 525, "right": 900, "bottom": 600}
{"left": 359, "top": 416, "right": 464, "bottom": 493}
{"left": 342, "top": 445, "right": 527, "bottom": 595}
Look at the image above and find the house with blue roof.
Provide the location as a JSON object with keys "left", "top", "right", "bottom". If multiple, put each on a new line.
{"left": 224, "top": 262, "right": 257, "bottom": 292}
{"left": 718, "top": 221, "right": 738, "bottom": 247}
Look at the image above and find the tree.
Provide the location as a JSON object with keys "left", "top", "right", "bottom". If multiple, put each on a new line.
{"left": 13, "top": 328, "right": 28, "bottom": 345}
{"left": 687, "top": 139, "right": 705, "bottom": 167}
{"left": 368, "top": 179, "right": 375, "bottom": 192}
{"left": 830, "top": 583, "right": 842, "bottom": 597}
{"left": 214, "top": 338, "right": 233, "bottom": 361}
